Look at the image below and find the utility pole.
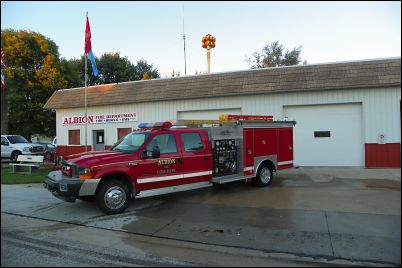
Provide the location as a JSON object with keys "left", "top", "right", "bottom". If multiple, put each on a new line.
{"left": 201, "top": 34, "right": 216, "bottom": 73}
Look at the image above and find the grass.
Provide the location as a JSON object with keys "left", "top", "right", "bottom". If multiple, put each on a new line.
{"left": 1, "top": 163, "right": 55, "bottom": 184}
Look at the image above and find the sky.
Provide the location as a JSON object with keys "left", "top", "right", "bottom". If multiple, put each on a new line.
{"left": 1, "top": 1, "right": 401, "bottom": 78}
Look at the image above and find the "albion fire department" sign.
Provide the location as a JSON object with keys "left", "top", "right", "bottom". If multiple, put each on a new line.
{"left": 62, "top": 113, "right": 138, "bottom": 125}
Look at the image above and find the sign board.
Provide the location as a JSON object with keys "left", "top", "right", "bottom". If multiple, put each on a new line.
{"left": 62, "top": 113, "right": 138, "bottom": 125}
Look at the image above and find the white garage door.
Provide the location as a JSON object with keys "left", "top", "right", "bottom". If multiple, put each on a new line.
{"left": 285, "top": 103, "right": 363, "bottom": 166}
{"left": 178, "top": 108, "right": 241, "bottom": 120}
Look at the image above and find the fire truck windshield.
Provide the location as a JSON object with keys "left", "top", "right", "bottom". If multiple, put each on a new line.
{"left": 111, "top": 132, "right": 150, "bottom": 153}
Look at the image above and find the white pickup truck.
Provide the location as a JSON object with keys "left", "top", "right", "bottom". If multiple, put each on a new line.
{"left": 1, "top": 135, "right": 45, "bottom": 162}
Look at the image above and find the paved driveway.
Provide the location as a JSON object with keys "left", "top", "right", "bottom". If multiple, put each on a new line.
{"left": 1, "top": 167, "right": 401, "bottom": 266}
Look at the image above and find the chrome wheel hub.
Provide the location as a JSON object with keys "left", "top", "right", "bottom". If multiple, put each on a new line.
{"left": 260, "top": 168, "right": 271, "bottom": 184}
{"left": 104, "top": 186, "right": 126, "bottom": 209}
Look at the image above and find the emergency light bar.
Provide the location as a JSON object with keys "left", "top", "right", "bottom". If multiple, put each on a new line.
{"left": 138, "top": 121, "right": 173, "bottom": 129}
{"left": 219, "top": 114, "right": 273, "bottom": 121}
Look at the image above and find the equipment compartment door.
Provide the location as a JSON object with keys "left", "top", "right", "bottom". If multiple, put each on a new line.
{"left": 277, "top": 127, "right": 294, "bottom": 169}
{"left": 243, "top": 129, "right": 254, "bottom": 176}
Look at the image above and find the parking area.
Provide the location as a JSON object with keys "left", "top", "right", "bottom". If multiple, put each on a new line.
{"left": 1, "top": 167, "right": 401, "bottom": 266}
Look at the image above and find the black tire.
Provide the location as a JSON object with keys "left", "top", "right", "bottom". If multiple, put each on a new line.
{"left": 11, "top": 151, "right": 21, "bottom": 162}
{"left": 254, "top": 164, "right": 273, "bottom": 187}
{"left": 96, "top": 179, "right": 130, "bottom": 214}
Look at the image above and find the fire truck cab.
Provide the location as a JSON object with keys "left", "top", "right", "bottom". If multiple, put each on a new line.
{"left": 44, "top": 115, "right": 295, "bottom": 214}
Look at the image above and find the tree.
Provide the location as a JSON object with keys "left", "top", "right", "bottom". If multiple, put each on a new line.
{"left": 1, "top": 29, "right": 67, "bottom": 140}
{"left": 64, "top": 55, "right": 97, "bottom": 87}
{"left": 246, "top": 41, "right": 305, "bottom": 68}
{"left": 194, "top": 70, "right": 207, "bottom": 75}
{"left": 133, "top": 59, "right": 160, "bottom": 81}
{"left": 60, "top": 58, "right": 82, "bottom": 88}
{"left": 170, "top": 69, "right": 181, "bottom": 78}
{"left": 64, "top": 53, "right": 160, "bottom": 86}
{"left": 97, "top": 52, "right": 136, "bottom": 84}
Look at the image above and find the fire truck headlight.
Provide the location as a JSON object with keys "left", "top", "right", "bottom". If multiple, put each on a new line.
{"left": 78, "top": 167, "right": 93, "bottom": 179}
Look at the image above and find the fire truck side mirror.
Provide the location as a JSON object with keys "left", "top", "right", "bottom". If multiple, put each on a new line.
{"left": 140, "top": 150, "right": 148, "bottom": 159}
{"left": 141, "top": 147, "right": 160, "bottom": 159}
{"left": 152, "top": 147, "right": 160, "bottom": 159}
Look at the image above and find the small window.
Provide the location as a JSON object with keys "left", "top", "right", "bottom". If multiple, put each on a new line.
{"left": 69, "top": 129, "right": 80, "bottom": 145}
{"left": 182, "top": 133, "right": 204, "bottom": 152}
{"left": 146, "top": 134, "right": 177, "bottom": 154}
{"left": 117, "top": 128, "right": 132, "bottom": 140}
{"left": 314, "top": 131, "right": 331, "bottom": 138}
{"left": 96, "top": 131, "right": 104, "bottom": 144}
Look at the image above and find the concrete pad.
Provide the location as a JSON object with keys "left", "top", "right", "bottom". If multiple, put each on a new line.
{"left": 277, "top": 167, "right": 401, "bottom": 181}
{"left": 326, "top": 211, "right": 401, "bottom": 238}
{"left": 331, "top": 233, "right": 401, "bottom": 264}
{"left": 325, "top": 211, "right": 401, "bottom": 264}
{"left": 186, "top": 178, "right": 401, "bottom": 215}
{"left": 1, "top": 166, "right": 400, "bottom": 265}
{"left": 153, "top": 220, "right": 334, "bottom": 258}
{"left": 134, "top": 201, "right": 329, "bottom": 233}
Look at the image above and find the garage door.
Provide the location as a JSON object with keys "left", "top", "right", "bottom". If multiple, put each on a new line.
{"left": 178, "top": 108, "right": 241, "bottom": 120}
{"left": 284, "top": 103, "right": 363, "bottom": 166}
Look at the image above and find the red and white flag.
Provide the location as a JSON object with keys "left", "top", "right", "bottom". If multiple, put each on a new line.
{"left": 1, "top": 70, "right": 5, "bottom": 91}
{"left": 1, "top": 48, "right": 5, "bottom": 91}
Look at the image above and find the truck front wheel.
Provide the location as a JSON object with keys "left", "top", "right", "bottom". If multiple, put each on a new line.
{"left": 255, "top": 164, "right": 273, "bottom": 187}
{"left": 96, "top": 179, "right": 129, "bottom": 214}
{"left": 11, "top": 151, "right": 21, "bottom": 162}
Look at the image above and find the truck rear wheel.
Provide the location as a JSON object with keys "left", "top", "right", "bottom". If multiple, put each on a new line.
{"left": 255, "top": 164, "right": 273, "bottom": 187}
{"left": 96, "top": 179, "right": 129, "bottom": 214}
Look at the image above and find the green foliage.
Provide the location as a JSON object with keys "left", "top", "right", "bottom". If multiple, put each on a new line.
{"left": 1, "top": 29, "right": 162, "bottom": 141}
{"left": 170, "top": 69, "right": 181, "bottom": 77}
{"left": 133, "top": 59, "right": 160, "bottom": 81}
{"left": 194, "top": 70, "right": 207, "bottom": 75}
{"left": 97, "top": 52, "right": 136, "bottom": 84}
{"left": 1, "top": 29, "right": 67, "bottom": 140}
{"left": 60, "top": 58, "right": 83, "bottom": 88}
{"left": 64, "top": 53, "right": 160, "bottom": 86}
{"left": 1, "top": 165, "right": 54, "bottom": 184}
{"left": 246, "top": 41, "right": 304, "bottom": 68}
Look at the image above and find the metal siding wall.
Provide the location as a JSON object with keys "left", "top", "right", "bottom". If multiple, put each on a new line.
{"left": 55, "top": 87, "right": 401, "bottom": 146}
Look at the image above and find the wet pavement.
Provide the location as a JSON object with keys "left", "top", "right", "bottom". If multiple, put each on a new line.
{"left": 1, "top": 167, "right": 401, "bottom": 266}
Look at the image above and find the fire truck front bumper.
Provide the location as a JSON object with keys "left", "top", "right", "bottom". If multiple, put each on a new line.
{"left": 43, "top": 170, "right": 100, "bottom": 203}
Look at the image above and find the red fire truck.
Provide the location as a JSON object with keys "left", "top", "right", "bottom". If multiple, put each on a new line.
{"left": 44, "top": 115, "right": 295, "bottom": 214}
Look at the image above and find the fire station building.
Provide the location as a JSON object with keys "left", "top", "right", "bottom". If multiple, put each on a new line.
{"left": 44, "top": 57, "right": 401, "bottom": 168}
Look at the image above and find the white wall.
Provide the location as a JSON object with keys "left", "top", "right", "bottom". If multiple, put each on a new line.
{"left": 55, "top": 87, "right": 401, "bottom": 146}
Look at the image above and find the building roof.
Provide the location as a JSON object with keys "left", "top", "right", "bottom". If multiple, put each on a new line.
{"left": 44, "top": 58, "right": 401, "bottom": 110}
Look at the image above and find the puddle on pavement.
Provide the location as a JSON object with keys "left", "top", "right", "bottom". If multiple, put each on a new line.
{"left": 364, "top": 181, "right": 401, "bottom": 190}
{"left": 273, "top": 175, "right": 401, "bottom": 191}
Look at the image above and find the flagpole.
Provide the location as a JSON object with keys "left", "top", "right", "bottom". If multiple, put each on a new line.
{"left": 85, "top": 11, "right": 88, "bottom": 152}
{"left": 182, "top": 2, "right": 187, "bottom": 76}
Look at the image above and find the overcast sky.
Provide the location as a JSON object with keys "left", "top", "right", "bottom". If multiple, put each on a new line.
{"left": 1, "top": 1, "right": 401, "bottom": 78}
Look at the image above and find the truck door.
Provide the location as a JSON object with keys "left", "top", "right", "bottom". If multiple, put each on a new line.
{"left": 1, "top": 136, "right": 11, "bottom": 158}
{"left": 136, "top": 133, "right": 183, "bottom": 191}
{"left": 179, "top": 131, "right": 212, "bottom": 184}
